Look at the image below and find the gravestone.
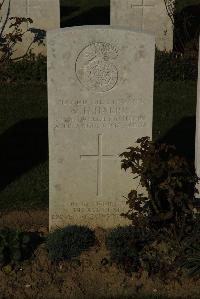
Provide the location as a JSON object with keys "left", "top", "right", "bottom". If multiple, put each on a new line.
{"left": 110, "top": 0, "right": 174, "bottom": 52}
{"left": 195, "top": 36, "right": 200, "bottom": 196}
{"left": 0, "top": 0, "right": 60, "bottom": 58}
{"left": 48, "top": 26, "right": 155, "bottom": 230}
{"left": 27, "top": 0, "right": 60, "bottom": 31}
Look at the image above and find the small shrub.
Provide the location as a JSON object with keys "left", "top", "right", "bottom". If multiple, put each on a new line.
{"left": 179, "top": 215, "right": 200, "bottom": 277}
{"left": 46, "top": 225, "right": 96, "bottom": 262}
{"left": 0, "top": 52, "right": 47, "bottom": 83}
{"left": 181, "top": 242, "right": 200, "bottom": 278}
{"left": 0, "top": 228, "right": 41, "bottom": 266}
{"left": 0, "top": 0, "right": 45, "bottom": 62}
{"left": 105, "top": 225, "right": 154, "bottom": 273}
{"left": 139, "top": 238, "right": 179, "bottom": 279}
{"left": 120, "top": 137, "right": 199, "bottom": 235}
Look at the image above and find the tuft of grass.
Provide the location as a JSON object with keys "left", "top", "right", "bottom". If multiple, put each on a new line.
{"left": 46, "top": 225, "right": 96, "bottom": 262}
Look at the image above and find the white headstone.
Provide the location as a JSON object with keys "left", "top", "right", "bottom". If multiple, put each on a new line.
{"left": 195, "top": 37, "right": 200, "bottom": 195}
{"left": 48, "top": 26, "right": 155, "bottom": 230}
{"left": 0, "top": 0, "right": 60, "bottom": 58}
{"left": 110, "top": 0, "right": 174, "bottom": 52}
{"left": 27, "top": 0, "right": 60, "bottom": 31}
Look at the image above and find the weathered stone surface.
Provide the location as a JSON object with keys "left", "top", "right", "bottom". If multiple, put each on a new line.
{"left": 27, "top": 0, "right": 60, "bottom": 31}
{"left": 1, "top": 0, "right": 27, "bottom": 19}
{"left": 27, "top": 0, "right": 60, "bottom": 56}
{"left": 195, "top": 37, "right": 200, "bottom": 196}
{"left": 110, "top": 0, "right": 174, "bottom": 52}
{"left": 48, "top": 26, "right": 155, "bottom": 230}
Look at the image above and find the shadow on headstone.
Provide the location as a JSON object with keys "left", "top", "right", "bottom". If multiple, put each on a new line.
{"left": 157, "top": 116, "right": 196, "bottom": 161}
{"left": 0, "top": 118, "right": 48, "bottom": 191}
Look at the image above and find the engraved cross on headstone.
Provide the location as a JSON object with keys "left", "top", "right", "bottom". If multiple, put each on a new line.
{"left": 129, "top": 0, "right": 155, "bottom": 31}
{"left": 80, "top": 134, "right": 119, "bottom": 197}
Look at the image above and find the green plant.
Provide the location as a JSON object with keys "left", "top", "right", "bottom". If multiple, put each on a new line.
{"left": 120, "top": 137, "right": 199, "bottom": 234}
{"left": 140, "top": 237, "right": 181, "bottom": 279}
{"left": 105, "top": 225, "right": 154, "bottom": 273}
{"left": 0, "top": 228, "right": 41, "bottom": 266}
{"left": 181, "top": 243, "right": 200, "bottom": 277}
{"left": 0, "top": 0, "right": 45, "bottom": 62}
{"left": 0, "top": 52, "right": 47, "bottom": 83}
{"left": 177, "top": 214, "right": 200, "bottom": 277}
{"left": 46, "top": 225, "right": 96, "bottom": 262}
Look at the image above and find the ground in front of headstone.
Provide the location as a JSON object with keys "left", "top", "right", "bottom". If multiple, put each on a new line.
{"left": 0, "top": 210, "right": 200, "bottom": 299}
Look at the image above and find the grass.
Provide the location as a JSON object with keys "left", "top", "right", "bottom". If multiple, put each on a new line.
{"left": 1, "top": 296, "right": 199, "bottom": 299}
{"left": 176, "top": 0, "right": 200, "bottom": 12}
{"left": 153, "top": 80, "right": 197, "bottom": 140}
{"left": 14, "top": 295, "right": 200, "bottom": 299}
{"left": 0, "top": 82, "right": 48, "bottom": 211}
{"left": 0, "top": 160, "right": 48, "bottom": 210}
{"left": 0, "top": 82, "right": 47, "bottom": 134}
{"left": 101, "top": 298, "right": 200, "bottom": 299}
{"left": 0, "top": 78, "right": 197, "bottom": 211}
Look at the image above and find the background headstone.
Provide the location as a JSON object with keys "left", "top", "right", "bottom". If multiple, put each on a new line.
{"left": 48, "top": 26, "right": 155, "bottom": 230}
{"left": 195, "top": 36, "right": 200, "bottom": 196}
{"left": 0, "top": 0, "right": 60, "bottom": 58}
{"left": 1, "top": 0, "right": 27, "bottom": 19}
{"left": 110, "top": 0, "right": 174, "bottom": 52}
{"left": 27, "top": 0, "right": 60, "bottom": 31}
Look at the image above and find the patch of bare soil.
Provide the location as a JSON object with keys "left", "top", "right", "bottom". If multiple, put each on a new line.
{"left": 0, "top": 210, "right": 200, "bottom": 299}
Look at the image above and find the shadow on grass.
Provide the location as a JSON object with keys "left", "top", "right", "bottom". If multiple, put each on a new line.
{"left": 157, "top": 116, "right": 196, "bottom": 161}
{"left": 0, "top": 118, "right": 48, "bottom": 191}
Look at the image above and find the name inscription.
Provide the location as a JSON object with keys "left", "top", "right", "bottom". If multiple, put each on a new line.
{"left": 54, "top": 96, "right": 146, "bottom": 129}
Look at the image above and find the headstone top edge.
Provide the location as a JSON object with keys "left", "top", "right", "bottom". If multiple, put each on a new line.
{"left": 47, "top": 25, "right": 155, "bottom": 39}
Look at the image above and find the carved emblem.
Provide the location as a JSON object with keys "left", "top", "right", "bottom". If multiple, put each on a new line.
{"left": 75, "top": 42, "right": 119, "bottom": 92}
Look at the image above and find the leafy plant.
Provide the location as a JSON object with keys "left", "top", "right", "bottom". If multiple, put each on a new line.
{"left": 46, "top": 225, "right": 96, "bottom": 262}
{"left": 120, "top": 137, "right": 199, "bottom": 234}
{"left": 0, "top": 52, "right": 47, "bottom": 83}
{"left": 139, "top": 237, "right": 180, "bottom": 279}
{"left": 0, "top": 228, "right": 41, "bottom": 266}
{"left": 176, "top": 214, "right": 200, "bottom": 277}
{"left": 0, "top": 0, "right": 45, "bottom": 62}
{"left": 181, "top": 243, "right": 200, "bottom": 278}
{"left": 105, "top": 225, "right": 154, "bottom": 273}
